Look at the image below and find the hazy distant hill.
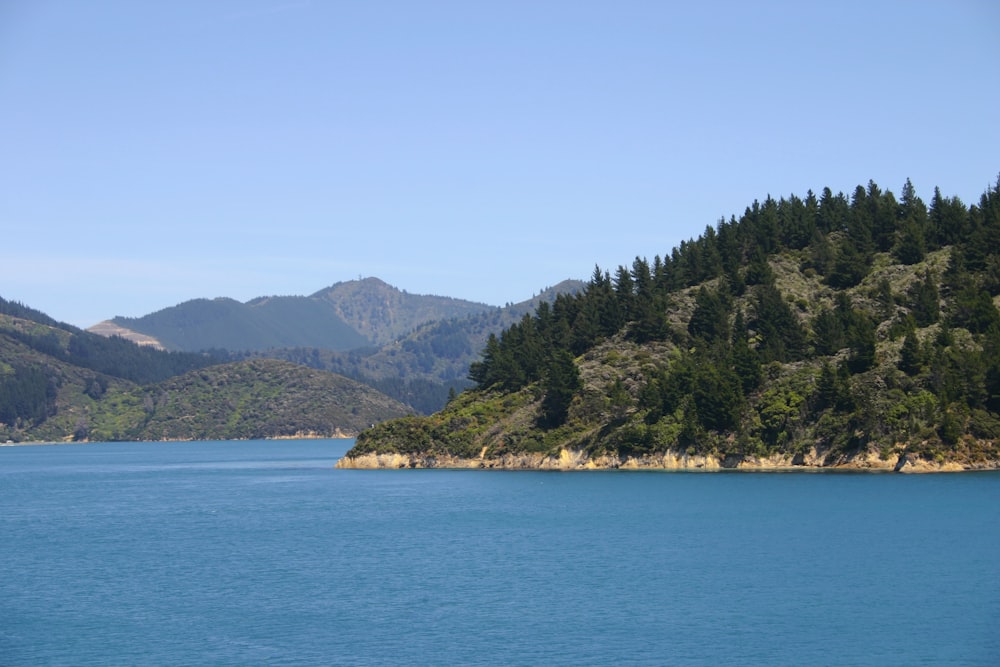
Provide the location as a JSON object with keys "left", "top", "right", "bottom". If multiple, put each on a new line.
{"left": 93, "top": 277, "right": 585, "bottom": 415}
{"left": 311, "top": 277, "right": 493, "bottom": 346}
{"left": 105, "top": 295, "right": 369, "bottom": 352}
{"left": 255, "top": 279, "right": 587, "bottom": 413}
{"left": 0, "top": 298, "right": 410, "bottom": 443}
{"left": 101, "top": 278, "right": 493, "bottom": 353}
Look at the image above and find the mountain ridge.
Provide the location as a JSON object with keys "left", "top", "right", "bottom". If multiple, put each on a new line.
{"left": 96, "top": 277, "right": 562, "bottom": 353}
{"left": 90, "top": 277, "right": 586, "bottom": 414}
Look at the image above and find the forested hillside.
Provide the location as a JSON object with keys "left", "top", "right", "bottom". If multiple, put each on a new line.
{"left": 0, "top": 301, "right": 410, "bottom": 443}
{"left": 342, "top": 177, "right": 1000, "bottom": 470}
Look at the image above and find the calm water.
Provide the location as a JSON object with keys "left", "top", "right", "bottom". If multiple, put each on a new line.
{"left": 1, "top": 440, "right": 998, "bottom": 666}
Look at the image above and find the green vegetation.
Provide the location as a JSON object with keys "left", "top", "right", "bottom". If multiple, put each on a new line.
{"left": 0, "top": 303, "right": 411, "bottom": 443}
{"left": 101, "top": 277, "right": 584, "bottom": 415}
{"left": 347, "top": 176, "right": 1000, "bottom": 468}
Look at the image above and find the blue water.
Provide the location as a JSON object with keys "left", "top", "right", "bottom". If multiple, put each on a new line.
{"left": 1, "top": 440, "right": 998, "bottom": 666}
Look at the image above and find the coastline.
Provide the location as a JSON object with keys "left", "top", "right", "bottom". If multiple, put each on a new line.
{"left": 1, "top": 432, "right": 357, "bottom": 447}
{"left": 335, "top": 447, "right": 998, "bottom": 473}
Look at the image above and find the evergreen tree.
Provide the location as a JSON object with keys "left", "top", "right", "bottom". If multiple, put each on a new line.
{"left": 894, "top": 179, "right": 928, "bottom": 262}
{"left": 539, "top": 349, "right": 581, "bottom": 428}
{"left": 909, "top": 270, "right": 940, "bottom": 327}
{"left": 827, "top": 238, "right": 870, "bottom": 288}
{"left": 817, "top": 187, "right": 850, "bottom": 234}
{"left": 899, "top": 329, "right": 922, "bottom": 375}
{"left": 927, "top": 186, "right": 968, "bottom": 249}
{"left": 811, "top": 307, "right": 846, "bottom": 356}
{"left": 753, "top": 284, "right": 806, "bottom": 362}
{"left": 846, "top": 312, "right": 876, "bottom": 373}
{"left": 744, "top": 246, "right": 774, "bottom": 286}
{"left": 893, "top": 218, "right": 926, "bottom": 265}
{"left": 629, "top": 293, "right": 668, "bottom": 343}
{"left": 949, "top": 284, "right": 1000, "bottom": 334}
{"left": 731, "top": 310, "right": 761, "bottom": 394}
{"left": 807, "top": 228, "right": 834, "bottom": 276}
{"left": 691, "top": 362, "right": 743, "bottom": 432}
{"left": 688, "top": 286, "right": 731, "bottom": 344}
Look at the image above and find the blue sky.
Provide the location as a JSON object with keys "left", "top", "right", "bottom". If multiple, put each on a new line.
{"left": 2, "top": 1, "right": 998, "bottom": 328}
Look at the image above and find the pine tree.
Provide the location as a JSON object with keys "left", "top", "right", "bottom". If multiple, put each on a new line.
{"left": 899, "top": 329, "right": 922, "bottom": 375}
{"left": 688, "top": 286, "right": 731, "bottom": 344}
{"left": 731, "top": 310, "right": 761, "bottom": 394}
{"left": 753, "top": 284, "right": 806, "bottom": 362}
{"left": 893, "top": 218, "right": 926, "bottom": 265}
{"left": 812, "top": 307, "right": 846, "bottom": 356}
{"left": 539, "top": 350, "right": 581, "bottom": 428}
{"left": 846, "top": 312, "right": 876, "bottom": 373}
{"left": 909, "top": 270, "right": 940, "bottom": 327}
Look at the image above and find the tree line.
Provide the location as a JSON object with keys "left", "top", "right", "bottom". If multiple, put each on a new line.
{"left": 467, "top": 176, "right": 1000, "bottom": 452}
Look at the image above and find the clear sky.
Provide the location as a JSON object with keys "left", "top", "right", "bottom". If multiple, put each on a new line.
{"left": 2, "top": 1, "right": 998, "bottom": 328}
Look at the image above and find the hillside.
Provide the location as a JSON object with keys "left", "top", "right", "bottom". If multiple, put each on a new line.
{"left": 260, "top": 279, "right": 587, "bottom": 411}
{"left": 339, "top": 177, "right": 1000, "bottom": 471}
{"left": 102, "top": 277, "right": 494, "bottom": 353}
{"left": 311, "top": 277, "right": 494, "bottom": 345}
{"left": 85, "top": 359, "right": 412, "bottom": 442}
{"left": 112, "top": 278, "right": 586, "bottom": 415}
{"left": 0, "top": 301, "right": 411, "bottom": 443}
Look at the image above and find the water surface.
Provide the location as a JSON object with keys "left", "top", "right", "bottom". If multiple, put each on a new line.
{"left": 2, "top": 439, "right": 997, "bottom": 665}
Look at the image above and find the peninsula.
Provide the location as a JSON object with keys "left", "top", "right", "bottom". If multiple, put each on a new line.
{"left": 339, "top": 177, "right": 1000, "bottom": 472}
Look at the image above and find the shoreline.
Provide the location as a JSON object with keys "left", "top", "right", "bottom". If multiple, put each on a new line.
{"left": 335, "top": 448, "right": 999, "bottom": 473}
{"left": 1, "top": 433, "right": 357, "bottom": 447}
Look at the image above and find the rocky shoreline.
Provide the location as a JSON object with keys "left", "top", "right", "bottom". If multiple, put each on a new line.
{"left": 335, "top": 447, "right": 998, "bottom": 473}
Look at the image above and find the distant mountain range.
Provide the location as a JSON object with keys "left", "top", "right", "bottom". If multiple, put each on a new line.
{"left": 88, "top": 277, "right": 586, "bottom": 414}
{"left": 96, "top": 277, "right": 499, "bottom": 352}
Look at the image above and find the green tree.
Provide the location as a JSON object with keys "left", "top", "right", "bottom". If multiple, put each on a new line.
{"left": 909, "top": 270, "right": 939, "bottom": 327}
{"left": 899, "top": 329, "right": 922, "bottom": 375}
{"left": 692, "top": 362, "right": 743, "bottom": 432}
{"left": 688, "top": 286, "right": 731, "bottom": 344}
{"left": 827, "top": 239, "right": 870, "bottom": 288}
{"left": 807, "top": 228, "right": 834, "bottom": 276}
{"left": 539, "top": 350, "right": 581, "bottom": 428}
{"left": 731, "top": 310, "right": 761, "bottom": 394}
{"left": 928, "top": 186, "right": 968, "bottom": 248}
{"left": 812, "top": 307, "right": 846, "bottom": 356}
{"left": 950, "top": 285, "right": 1000, "bottom": 334}
{"left": 893, "top": 218, "right": 926, "bottom": 265}
{"left": 753, "top": 284, "right": 806, "bottom": 362}
{"left": 846, "top": 312, "right": 877, "bottom": 373}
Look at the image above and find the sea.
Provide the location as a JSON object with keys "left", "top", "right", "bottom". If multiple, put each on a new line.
{"left": 1, "top": 439, "right": 997, "bottom": 666}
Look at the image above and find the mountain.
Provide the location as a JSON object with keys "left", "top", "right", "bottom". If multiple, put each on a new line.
{"left": 100, "top": 277, "right": 493, "bottom": 353}
{"left": 311, "top": 277, "right": 494, "bottom": 346}
{"left": 102, "top": 295, "right": 370, "bottom": 352}
{"left": 319, "top": 280, "right": 585, "bottom": 379}
{"left": 93, "top": 277, "right": 585, "bottom": 415}
{"left": 339, "top": 177, "right": 1000, "bottom": 471}
{"left": 0, "top": 299, "right": 410, "bottom": 443}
